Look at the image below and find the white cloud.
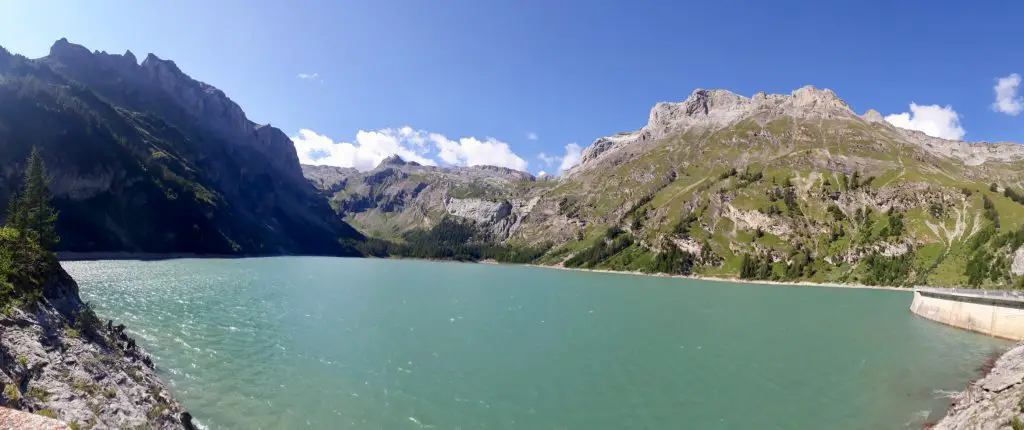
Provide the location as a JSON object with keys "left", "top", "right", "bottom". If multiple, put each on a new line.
{"left": 884, "top": 103, "right": 965, "bottom": 140}
{"left": 291, "top": 127, "right": 529, "bottom": 172}
{"left": 296, "top": 72, "right": 319, "bottom": 80}
{"left": 537, "top": 152, "right": 559, "bottom": 166}
{"left": 537, "top": 170, "right": 548, "bottom": 177}
{"left": 533, "top": 143, "right": 584, "bottom": 174}
{"left": 432, "top": 135, "right": 528, "bottom": 171}
{"left": 558, "top": 143, "right": 582, "bottom": 173}
{"left": 291, "top": 128, "right": 436, "bottom": 171}
{"left": 526, "top": 131, "right": 538, "bottom": 140}
{"left": 992, "top": 73, "right": 1023, "bottom": 116}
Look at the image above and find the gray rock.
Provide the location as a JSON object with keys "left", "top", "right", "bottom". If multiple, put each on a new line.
{"left": 934, "top": 344, "right": 1024, "bottom": 429}
{"left": 0, "top": 268, "right": 189, "bottom": 429}
{"left": 1012, "top": 248, "right": 1024, "bottom": 276}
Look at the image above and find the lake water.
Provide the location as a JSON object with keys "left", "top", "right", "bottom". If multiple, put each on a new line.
{"left": 62, "top": 257, "right": 1008, "bottom": 429}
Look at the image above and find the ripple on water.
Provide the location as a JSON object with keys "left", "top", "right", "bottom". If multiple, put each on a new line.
{"left": 63, "top": 257, "right": 1011, "bottom": 429}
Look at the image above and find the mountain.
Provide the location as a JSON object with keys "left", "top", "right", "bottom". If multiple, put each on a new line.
{"left": 0, "top": 39, "right": 362, "bottom": 255}
{"left": 306, "top": 86, "right": 1024, "bottom": 288}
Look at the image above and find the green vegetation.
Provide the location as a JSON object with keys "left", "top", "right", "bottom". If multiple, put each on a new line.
{"left": 3, "top": 382, "right": 18, "bottom": 402}
{"left": 565, "top": 228, "right": 634, "bottom": 268}
{"left": 357, "top": 218, "right": 552, "bottom": 264}
{"left": 1012, "top": 416, "right": 1024, "bottom": 430}
{"left": 26, "top": 385, "right": 50, "bottom": 402}
{"left": 35, "top": 409, "right": 57, "bottom": 419}
{"left": 862, "top": 253, "right": 914, "bottom": 287}
{"left": 739, "top": 253, "right": 774, "bottom": 280}
{"left": 647, "top": 242, "right": 695, "bottom": 275}
{"left": 0, "top": 148, "right": 61, "bottom": 310}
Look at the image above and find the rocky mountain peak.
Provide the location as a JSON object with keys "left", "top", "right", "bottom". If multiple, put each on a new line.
{"left": 48, "top": 37, "right": 92, "bottom": 61}
{"left": 141, "top": 52, "right": 184, "bottom": 76}
{"left": 862, "top": 109, "right": 885, "bottom": 124}
{"left": 123, "top": 49, "right": 137, "bottom": 65}
{"left": 379, "top": 154, "right": 408, "bottom": 167}
{"left": 787, "top": 85, "right": 852, "bottom": 115}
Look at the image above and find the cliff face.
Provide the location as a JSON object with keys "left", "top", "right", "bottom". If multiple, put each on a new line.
{"left": 934, "top": 344, "right": 1024, "bottom": 429}
{"left": 303, "top": 160, "right": 548, "bottom": 241}
{"left": 0, "top": 39, "right": 362, "bottom": 256}
{"left": 0, "top": 264, "right": 192, "bottom": 429}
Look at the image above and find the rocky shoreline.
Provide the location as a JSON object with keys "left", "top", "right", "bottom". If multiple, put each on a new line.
{"left": 932, "top": 344, "right": 1024, "bottom": 429}
{"left": 0, "top": 265, "right": 193, "bottom": 429}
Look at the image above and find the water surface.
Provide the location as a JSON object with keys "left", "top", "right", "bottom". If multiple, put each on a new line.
{"left": 62, "top": 257, "right": 1008, "bottom": 429}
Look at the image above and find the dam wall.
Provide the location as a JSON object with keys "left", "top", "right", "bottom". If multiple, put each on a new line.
{"left": 910, "top": 287, "right": 1024, "bottom": 341}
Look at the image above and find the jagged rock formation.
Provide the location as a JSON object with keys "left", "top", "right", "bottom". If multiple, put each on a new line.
{"left": 0, "top": 265, "right": 192, "bottom": 429}
{"left": 303, "top": 159, "right": 546, "bottom": 241}
{"left": 309, "top": 85, "right": 1024, "bottom": 288}
{"left": 934, "top": 344, "right": 1024, "bottom": 429}
{"left": 568, "top": 85, "right": 1024, "bottom": 176}
{"left": 0, "top": 39, "right": 362, "bottom": 255}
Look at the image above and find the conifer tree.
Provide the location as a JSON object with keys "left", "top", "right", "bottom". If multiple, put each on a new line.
{"left": 20, "top": 147, "right": 58, "bottom": 250}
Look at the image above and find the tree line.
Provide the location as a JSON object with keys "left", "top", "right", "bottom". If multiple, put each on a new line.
{"left": 0, "top": 148, "right": 60, "bottom": 308}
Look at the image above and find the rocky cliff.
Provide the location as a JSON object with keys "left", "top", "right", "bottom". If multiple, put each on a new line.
{"left": 0, "top": 263, "right": 192, "bottom": 429}
{"left": 0, "top": 39, "right": 362, "bottom": 256}
{"left": 303, "top": 159, "right": 548, "bottom": 241}
{"left": 934, "top": 344, "right": 1024, "bottom": 429}
{"left": 307, "top": 86, "right": 1024, "bottom": 288}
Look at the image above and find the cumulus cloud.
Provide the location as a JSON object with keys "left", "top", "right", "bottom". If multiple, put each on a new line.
{"left": 291, "top": 127, "right": 529, "bottom": 171}
{"left": 296, "top": 72, "right": 319, "bottom": 80}
{"left": 534, "top": 143, "right": 583, "bottom": 174}
{"left": 537, "top": 170, "right": 548, "bottom": 177}
{"left": 558, "top": 143, "right": 582, "bottom": 173}
{"left": 537, "top": 152, "right": 559, "bottom": 166}
{"left": 992, "top": 73, "right": 1023, "bottom": 116}
{"left": 884, "top": 103, "right": 965, "bottom": 140}
{"left": 291, "top": 127, "right": 436, "bottom": 171}
{"left": 432, "top": 135, "right": 528, "bottom": 171}
{"left": 526, "top": 131, "right": 538, "bottom": 140}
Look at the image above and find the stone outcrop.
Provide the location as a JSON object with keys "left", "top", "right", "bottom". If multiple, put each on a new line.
{"left": 566, "top": 85, "right": 1024, "bottom": 175}
{"left": 0, "top": 266, "right": 192, "bottom": 429}
{"left": 933, "top": 344, "right": 1024, "bottom": 429}
{"left": 303, "top": 156, "right": 540, "bottom": 241}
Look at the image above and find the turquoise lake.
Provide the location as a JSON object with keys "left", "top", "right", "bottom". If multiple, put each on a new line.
{"left": 61, "top": 257, "right": 1008, "bottom": 429}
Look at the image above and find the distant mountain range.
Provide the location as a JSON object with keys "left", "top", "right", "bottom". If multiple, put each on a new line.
{"left": 305, "top": 86, "right": 1024, "bottom": 288}
{"left": 0, "top": 39, "right": 361, "bottom": 255}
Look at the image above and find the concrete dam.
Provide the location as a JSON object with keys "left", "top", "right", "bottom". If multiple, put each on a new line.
{"left": 910, "top": 287, "right": 1024, "bottom": 341}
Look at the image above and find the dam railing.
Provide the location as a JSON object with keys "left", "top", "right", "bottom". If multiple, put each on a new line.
{"left": 911, "top": 287, "right": 1024, "bottom": 340}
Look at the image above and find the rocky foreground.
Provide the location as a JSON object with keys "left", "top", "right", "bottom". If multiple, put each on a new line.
{"left": 0, "top": 266, "right": 192, "bottom": 429}
{"left": 934, "top": 344, "right": 1024, "bottom": 429}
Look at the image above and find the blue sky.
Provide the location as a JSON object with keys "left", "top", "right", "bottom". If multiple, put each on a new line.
{"left": 3, "top": 1, "right": 1024, "bottom": 174}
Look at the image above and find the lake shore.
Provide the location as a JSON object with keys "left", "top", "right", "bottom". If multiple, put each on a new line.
{"left": 932, "top": 343, "right": 1024, "bottom": 429}
{"left": 59, "top": 252, "right": 914, "bottom": 292}
{"left": 58, "top": 251, "right": 253, "bottom": 261}
{"left": 481, "top": 260, "right": 911, "bottom": 292}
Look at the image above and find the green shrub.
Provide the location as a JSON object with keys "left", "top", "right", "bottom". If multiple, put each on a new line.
{"left": 35, "top": 409, "right": 57, "bottom": 419}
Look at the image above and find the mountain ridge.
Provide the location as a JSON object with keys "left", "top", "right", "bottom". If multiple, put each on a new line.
{"left": 0, "top": 39, "right": 363, "bottom": 255}
{"left": 308, "top": 85, "right": 1024, "bottom": 288}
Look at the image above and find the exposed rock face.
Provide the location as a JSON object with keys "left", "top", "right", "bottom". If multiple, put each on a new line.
{"left": 1013, "top": 248, "right": 1024, "bottom": 276}
{"left": 0, "top": 39, "right": 362, "bottom": 255}
{"left": 566, "top": 84, "right": 1024, "bottom": 175}
{"left": 303, "top": 157, "right": 543, "bottom": 241}
{"left": 0, "top": 266, "right": 191, "bottom": 429}
{"left": 445, "top": 198, "right": 512, "bottom": 224}
{"left": 934, "top": 344, "right": 1024, "bottom": 429}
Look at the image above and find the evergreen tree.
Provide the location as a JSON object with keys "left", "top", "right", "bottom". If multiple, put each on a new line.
{"left": 20, "top": 148, "right": 58, "bottom": 250}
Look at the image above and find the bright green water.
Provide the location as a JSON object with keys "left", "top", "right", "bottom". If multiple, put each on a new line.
{"left": 62, "top": 257, "right": 1007, "bottom": 429}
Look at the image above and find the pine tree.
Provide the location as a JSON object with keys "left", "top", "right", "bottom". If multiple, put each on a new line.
{"left": 20, "top": 147, "right": 58, "bottom": 250}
